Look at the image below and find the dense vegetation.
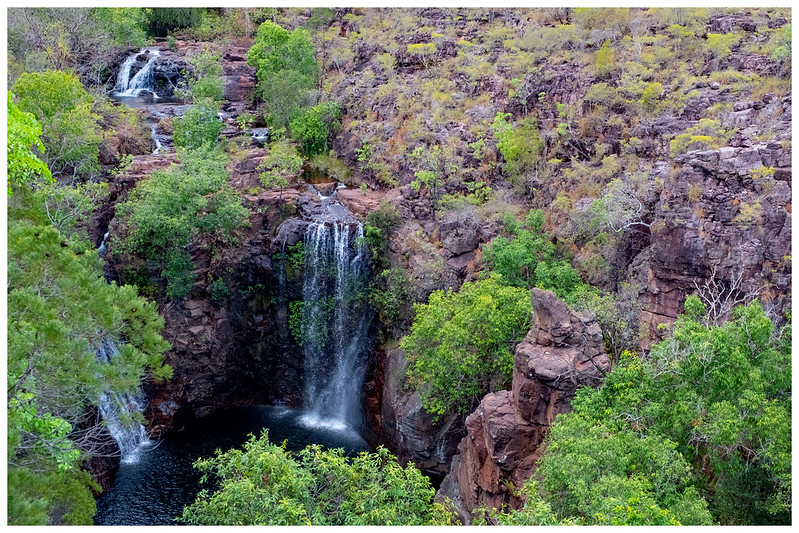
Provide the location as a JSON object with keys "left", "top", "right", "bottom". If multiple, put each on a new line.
{"left": 7, "top": 6, "right": 791, "bottom": 527}
{"left": 115, "top": 146, "right": 248, "bottom": 299}
{"left": 181, "top": 432, "right": 453, "bottom": 525}
{"left": 7, "top": 93, "right": 171, "bottom": 524}
{"left": 482, "top": 297, "right": 791, "bottom": 525}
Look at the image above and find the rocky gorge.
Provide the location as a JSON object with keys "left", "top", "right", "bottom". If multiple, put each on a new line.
{"left": 8, "top": 7, "right": 790, "bottom": 526}
{"left": 101, "top": 11, "right": 790, "bottom": 508}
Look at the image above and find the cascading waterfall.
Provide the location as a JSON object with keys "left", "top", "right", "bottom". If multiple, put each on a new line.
{"left": 96, "top": 340, "right": 150, "bottom": 463}
{"left": 113, "top": 49, "right": 160, "bottom": 97}
{"left": 96, "top": 338, "right": 152, "bottom": 464}
{"left": 300, "top": 221, "right": 371, "bottom": 430}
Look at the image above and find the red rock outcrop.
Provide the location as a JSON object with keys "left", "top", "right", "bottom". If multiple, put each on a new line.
{"left": 436, "top": 288, "right": 610, "bottom": 522}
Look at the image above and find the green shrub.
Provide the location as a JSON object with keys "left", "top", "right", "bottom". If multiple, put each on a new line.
{"left": 289, "top": 101, "right": 342, "bottom": 155}
{"left": 247, "top": 20, "right": 318, "bottom": 128}
{"left": 401, "top": 273, "right": 532, "bottom": 418}
{"left": 363, "top": 201, "right": 402, "bottom": 268}
{"left": 258, "top": 139, "right": 303, "bottom": 199}
{"left": 595, "top": 39, "right": 615, "bottom": 77}
{"left": 117, "top": 146, "right": 248, "bottom": 300}
{"left": 172, "top": 100, "right": 224, "bottom": 149}
{"left": 7, "top": 92, "right": 52, "bottom": 195}
{"left": 669, "top": 118, "right": 733, "bottom": 156}
{"left": 483, "top": 209, "right": 589, "bottom": 304}
{"left": 184, "top": 48, "right": 224, "bottom": 102}
{"left": 11, "top": 71, "right": 102, "bottom": 177}
{"left": 490, "top": 113, "right": 544, "bottom": 190}
{"left": 210, "top": 278, "right": 229, "bottom": 305}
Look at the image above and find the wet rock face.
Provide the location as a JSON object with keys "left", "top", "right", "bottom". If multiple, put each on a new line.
{"left": 381, "top": 348, "right": 466, "bottom": 477}
{"left": 437, "top": 289, "right": 610, "bottom": 522}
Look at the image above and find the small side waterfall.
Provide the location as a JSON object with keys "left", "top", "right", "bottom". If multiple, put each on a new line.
{"left": 96, "top": 339, "right": 152, "bottom": 464}
{"left": 299, "top": 220, "right": 371, "bottom": 430}
{"left": 113, "top": 49, "right": 160, "bottom": 97}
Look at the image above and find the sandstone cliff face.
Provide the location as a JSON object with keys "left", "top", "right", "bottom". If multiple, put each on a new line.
{"left": 437, "top": 288, "right": 610, "bottom": 522}
{"left": 380, "top": 348, "right": 466, "bottom": 478}
{"left": 633, "top": 93, "right": 791, "bottom": 341}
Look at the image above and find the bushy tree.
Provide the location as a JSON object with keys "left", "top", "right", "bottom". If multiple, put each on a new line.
{"left": 117, "top": 146, "right": 249, "bottom": 299}
{"left": 483, "top": 209, "right": 589, "bottom": 304}
{"left": 7, "top": 92, "right": 52, "bottom": 196}
{"left": 289, "top": 101, "right": 342, "bottom": 155}
{"left": 258, "top": 139, "right": 303, "bottom": 200}
{"left": 11, "top": 71, "right": 103, "bottom": 177}
{"left": 595, "top": 39, "right": 615, "bottom": 77}
{"left": 181, "top": 48, "right": 224, "bottom": 102}
{"left": 491, "top": 112, "right": 544, "bottom": 191}
{"left": 246, "top": 20, "right": 318, "bottom": 128}
{"left": 181, "top": 432, "right": 454, "bottom": 525}
{"left": 401, "top": 273, "right": 532, "bottom": 418}
{"left": 172, "top": 100, "right": 224, "bottom": 149}
{"left": 7, "top": 219, "right": 172, "bottom": 524}
{"left": 146, "top": 7, "right": 204, "bottom": 36}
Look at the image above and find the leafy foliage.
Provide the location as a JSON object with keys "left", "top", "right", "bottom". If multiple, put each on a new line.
{"left": 483, "top": 209, "right": 589, "bottom": 304}
{"left": 402, "top": 273, "right": 532, "bottom": 418}
{"left": 117, "top": 146, "right": 249, "bottom": 299}
{"left": 11, "top": 70, "right": 103, "bottom": 177}
{"left": 181, "top": 47, "right": 224, "bottom": 102}
{"left": 490, "top": 113, "right": 544, "bottom": 191}
{"left": 181, "top": 432, "right": 454, "bottom": 525}
{"left": 258, "top": 139, "right": 303, "bottom": 199}
{"left": 7, "top": 220, "right": 171, "bottom": 524}
{"left": 7, "top": 92, "right": 52, "bottom": 195}
{"left": 289, "top": 101, "right": 342, "bottom": 155}
{"left": 497, "top": 297, "right": 791, "bottom": 525}
{"left": 172, "top": 100, "right": 224, "bottom": 149}
{"left": 247, "top": 20, "right": 318, "bottom": 128}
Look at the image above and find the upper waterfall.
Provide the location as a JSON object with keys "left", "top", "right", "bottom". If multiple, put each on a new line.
{"left": 113, "top": 48, "right": 160, "bottom": 97}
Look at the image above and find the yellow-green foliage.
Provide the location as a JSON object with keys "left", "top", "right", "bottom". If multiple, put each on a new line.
{"left": 407, "top": 42, "right": 436, "bottom": 65}
{"left": 705, "top": 33, "right": 741, "bottom": 61}
{"left": 596, "top": 39, "right": 615, "bottom": 77}
{"left": 734, "top": 199, "right": 762, "bottom": 229}
{"left": 640, "top": 82, "right": 663, "bottom": 111}
{"left": 669, "top": 119, "right": 733, "bottom": 157}
{"left": 750, "top": 165, "right": 775, "bottom": 180}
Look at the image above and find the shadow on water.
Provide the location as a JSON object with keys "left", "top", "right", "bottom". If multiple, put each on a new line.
{"left": 93, "top": 406, "right": 369, "bottom": 525}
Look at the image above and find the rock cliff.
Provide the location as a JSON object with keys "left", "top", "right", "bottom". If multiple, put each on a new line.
{"left": 437, "top": 288, "right": 610, "bottom": 522}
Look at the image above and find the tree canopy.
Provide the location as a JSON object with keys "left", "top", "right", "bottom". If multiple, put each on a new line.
{"left": 486, "top": 297, "right": 791, "bottom": 525}
{"left": 181, "top": 432, "right": 454, "bottom": 525}
{"left": 401, "top": 273, "right": 532, "bottom": 418}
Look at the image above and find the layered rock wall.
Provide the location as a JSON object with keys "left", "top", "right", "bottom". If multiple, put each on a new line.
{"left": 437, "top": 288, "right": 610, "bottom": 522}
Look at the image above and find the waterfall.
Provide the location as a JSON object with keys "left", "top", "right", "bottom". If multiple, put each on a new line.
{"left": 113, "top": 49, "right": 160, "bottom": 97}
{"left": 96, "top": 338, "right": 152, "bottom": 464}
{"left": 299, "top": 221, "right": 371, "bottom": 430}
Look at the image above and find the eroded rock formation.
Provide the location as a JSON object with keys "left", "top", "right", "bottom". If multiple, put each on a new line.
{"left": 436, "top": 288, "right": 610, "bottom": 522}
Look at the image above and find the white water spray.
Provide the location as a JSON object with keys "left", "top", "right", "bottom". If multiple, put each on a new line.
{"left": 299, "top": 220, "right": 371, "bottom": 430}
{"left": 113, "top": 49, "right": 160, "bottom": 97}
{"left": 96, "top": 338, "right": 152, "bottom": 464}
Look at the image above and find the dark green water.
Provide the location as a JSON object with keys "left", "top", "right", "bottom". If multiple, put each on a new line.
{"left": 93, "top": 406, "right": 369, "bottom": 525}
